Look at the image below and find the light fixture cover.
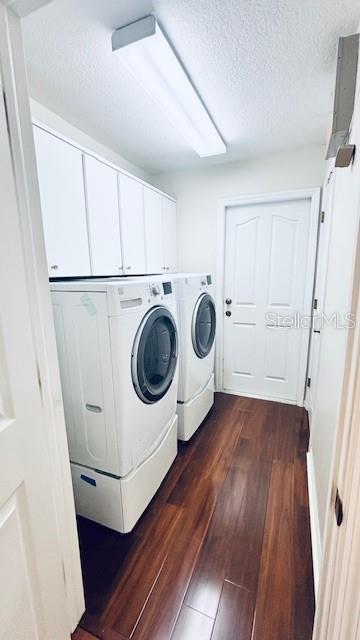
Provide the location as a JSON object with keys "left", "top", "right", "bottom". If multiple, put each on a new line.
{"left": 112, "top": 15, "right": 226, "bottom": 158}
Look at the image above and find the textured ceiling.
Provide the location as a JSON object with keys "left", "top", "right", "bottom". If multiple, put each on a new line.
{"left": 22, "top": 0, "right": 360, "bottom": 174}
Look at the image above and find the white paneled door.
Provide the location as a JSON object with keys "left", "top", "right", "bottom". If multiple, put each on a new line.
{"left": 223, "top": 196, "right": 314, "bottom": 403}
{"left": 0, "top": 64, "right": 70, "bottom": 638}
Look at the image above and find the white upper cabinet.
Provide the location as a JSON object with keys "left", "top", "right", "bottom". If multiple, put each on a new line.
{"left": 144, "top": 188, "right": 178, "bottom": 274}
{"left": 162, "top": 197, "right": 177, "bottom": 273}
{"left": 34, "top": 126, "right": 176, "bottom": 278}
{"left": 84, "top": 156, "right": 123, "bottom": 276}
{"left": 144, "top": 186, "right": 164, "bottom": 273}
{"left": 118, "top": 173, "right": 146, "bottom": 275}
{"left": 33, "top": 126, "right": 91, "bottom": 278}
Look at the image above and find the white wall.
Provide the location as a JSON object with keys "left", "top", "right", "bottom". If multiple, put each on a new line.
{"left": 153, "top": 145, "right": 325, "bottom": 276}
{"left": 30, "top": 99, "right": 150, "bottom": 182}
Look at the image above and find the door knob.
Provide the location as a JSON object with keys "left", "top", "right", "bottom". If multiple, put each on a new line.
{"left": 225, "top": 298, "right": 232, "bottom": 305}
{"left": 225, "top": 310, "right": 232, "bottom": 317}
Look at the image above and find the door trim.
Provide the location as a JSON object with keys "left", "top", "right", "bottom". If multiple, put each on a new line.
{"left": 215, "top": 188, "right": 321, "bottom": 404}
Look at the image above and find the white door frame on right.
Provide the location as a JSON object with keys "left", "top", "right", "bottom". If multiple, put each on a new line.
{"left": 215, "top": 188, "right": 320, "bottom": 404}
{"left": 313, "top": 188, "right": 360, "bottom": 640}
{"left": 305, "top": 166, "right": 335, "bottom": 428}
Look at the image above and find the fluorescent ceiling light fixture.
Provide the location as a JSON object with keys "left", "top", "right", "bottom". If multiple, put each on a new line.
{"left": 112, "top": 15, "right": 226, "bottom": 157}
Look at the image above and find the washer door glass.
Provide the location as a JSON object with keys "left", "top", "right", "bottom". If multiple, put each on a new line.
{"left": 132, "top": 306, "right": 178, "bottom": 404}
{"left": 192, "top": 293, "right": 216, "bottom": 359}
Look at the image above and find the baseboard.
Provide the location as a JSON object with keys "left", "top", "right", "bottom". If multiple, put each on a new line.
{"left": 307, "top": 449, "right": 322, "bottom": 600}
{"left": 220, "top": 388, "right": 298, "bottom": 405}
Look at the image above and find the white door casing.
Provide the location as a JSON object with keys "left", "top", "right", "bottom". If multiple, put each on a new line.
{"left": 306, "top": 167, "right": 335, "bottom": 428}
{"left": 217, "top": 189, "right": 320, "bottom": 404}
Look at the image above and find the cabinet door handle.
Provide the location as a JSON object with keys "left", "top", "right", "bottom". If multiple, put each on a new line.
{"left": 50, "top": 264, "right": 59, "bottom": 271}
{"left": 125, "top": 266, "right": 131, "bottom": 270}
{"left": 225, "top": 298, "right": 232, "bottom": 305}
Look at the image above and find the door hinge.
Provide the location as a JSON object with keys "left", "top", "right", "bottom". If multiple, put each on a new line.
{"left": 335, "top": 488, "right": 344, "bottom": 527}
{"left": 313, "top": 298, "right": 318, "bottom": 310}
{"left": 320, "top": 211, "right": 325, "bottom": 223}
{"left": 307, "top": 377, "right": 311, "bottom": 388}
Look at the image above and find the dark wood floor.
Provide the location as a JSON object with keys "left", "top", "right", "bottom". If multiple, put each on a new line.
{"left": 72, "top": 393, "right": 315, "bottom": 640}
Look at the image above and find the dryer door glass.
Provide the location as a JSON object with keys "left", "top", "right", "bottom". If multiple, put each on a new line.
{"left": 132, "top": 306, "right": 178, "bottom": 404}
{"left": 192, "top": 293, "right": 216, "bottom": 359}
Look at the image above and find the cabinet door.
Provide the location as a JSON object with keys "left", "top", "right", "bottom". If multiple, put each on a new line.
{"left": 162, "top": 197, "right": 177, "bottom": 272}
{"left": 144, "top": 187, "right": 164, "bottom": 274}
{"left": 84, "top": 156, "right": 123, "bottom": 276}
{"left": 33, "top": 126, "right": 90, "bottom": 277}
{"left": 118, "top": 174, "right": 146, "bottom": 275}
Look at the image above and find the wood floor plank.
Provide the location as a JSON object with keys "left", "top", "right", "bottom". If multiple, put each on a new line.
{"left": 171, "top": 604, "right": 214, "bottom": 640}
{"left": 102, "top": 503, "right": 181, "bottom": 637}
{"left": 77, "top": 517, "right": 137, "bottom": 617}
{"left": 293, "top": 453, "right": 315, "bottom": 639}
{"left": 129, "top": 485, "right": 218, "bottom": 639}
{"left": 251, "top": 460, "right": 295, "bottom": 640}
{"left": 273, "top": 404, "right": 303, "bottom": 463}
{"left": 128, "top": 404, "right": 246, "bottom": 639}
{"left": 185, "top": 458, "right": 249, "bottom": 617}
{"left": 211, "top": 581, "right": 255, "bottom": 640}
{"left": 226, "top": 449, "right": 272, "bottom": 592}
{"left": 167, "top": 404, "right": 245, "bottom": 507}
{"left": 239, "top": 406, "right": 278, "bottom": 462}
{"left": 185, "top": 430, "right": 271, "bottom": 617}
{"left": 72, "top": 629, "right": 98, "bottom": 640}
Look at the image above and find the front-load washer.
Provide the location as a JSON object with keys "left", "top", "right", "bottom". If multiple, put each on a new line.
{"left": 50, "top": 278, "right": 178, "bottom": 533}
{"left": 174, "top": 273, "right": 216, "bottom": 441}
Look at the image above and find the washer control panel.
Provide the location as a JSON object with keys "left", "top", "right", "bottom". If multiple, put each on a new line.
{"left": 150, "top": 284, "right": 161, "bottom": 296}
{"left": 162, "top": 282, "right": 172, "bottom": 295}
